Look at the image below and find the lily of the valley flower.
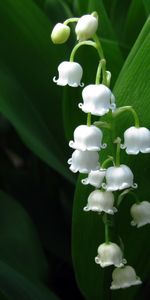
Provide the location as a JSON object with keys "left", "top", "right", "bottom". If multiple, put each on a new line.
{"left": 84, "top": 190, "right": 117, "bottom": 214}
{"left": 81, "top": 169, "right": 106, "bottom": 188}
{"left": 69, "top": 125, "right": 106, "bottom": 151}
{"left": 130, "top": 201, "right": 150, "bottom": 228}
{"left": 53, "top": 61, "right": 84, "bottom": 87}
{"left": 75, "top": 13, "right": 98, "bottom": 41}
{"left": 110, "top": 265, "right": 142, "bottom": 290}
{"left": 122, "top": 126, "right": 150, "bottom": 154}
{"left": 78, "top": 84, "right": 116, "bottom": 116}
{"left": 95, "top": 242, "right": 126, "bottom": 268}
{"left": 102, "top": 164, "right": 137, "bottom": 191}
{"left": 68, "top": 150, "right": 100, "bottom": 173}
{"left": 51, "top": 23, "right": 70, "bottom": 44}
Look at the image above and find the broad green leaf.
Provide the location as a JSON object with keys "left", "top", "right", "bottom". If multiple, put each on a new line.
{"left": 44, "top": 0, "right": 73, "bottom": 23}
{"left": 0, "top": 66, "right": 73, "bottom": 183}
{"left": 0, "top": 190, "right": 48, "bottom": 281}
{"left": 0, "top": 0, "right": 74, "bottom": 183}
{"left": 0, "top": 260, "right": 60, "bottom": 300}
{"left": 123, "top": 0, "right": 147, "bottom": 47}
{"left": 142, "top": 0, "right": 150, "bottom": 15}
{"left": 103, "top": 0, "right": 131, "bottom": 42}
{"left": 72, "top": 17, "right": 150, "bottom": 300}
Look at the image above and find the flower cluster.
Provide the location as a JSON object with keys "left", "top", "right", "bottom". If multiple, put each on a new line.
{"left": 51, "top": 12, "right": 150, "bottom": 290}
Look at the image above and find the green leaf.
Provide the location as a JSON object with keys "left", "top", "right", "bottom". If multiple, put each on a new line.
{"left": 142, "top": 0, "right": 150, "bottom": 15}
{"left": 123, "top": 0, "right": 147, "bottom": 47}
{"left": 72, "top": 17, "right": 150, "bottom": 300}
{"left": 44, "top": 0, "right": 73, "bottom": 23}
{"left": 0, "top": 0, "right": 74, "bottom": 183}
{"left": 0, "top": 190, "right": 48, "bottom": 281}
{"left": 0, "top": 260, "right": 60, "bottom": 300}
{"left": 0, "top": 66, "right": 73, "bottom": 183}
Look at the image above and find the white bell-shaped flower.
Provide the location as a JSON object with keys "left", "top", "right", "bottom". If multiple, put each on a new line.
{"left": 81, "top": 169, "right": 106, "bottom": 188}
{"left": 68, "top": 150, "right": 100, "bottom": 173}
{"left": 78, "top": 84, "right": 116, "bottom": 116}
{"left": 75, "top": 14, "right": 98, "bottom": 41}
{"left": 122, "top": 126, "right": 150, "bottom": 154}
{"left": 110, "top": 265, "right": 142, "bottom": 289}
{"left": 95, "top": 242, "right": 126, "bottom": 268}
{"left": 51, "top": 23, "right": 70, "bottom": 44}
{"left": 102, "top": 164, "right": 137, "bottom": 191}
{"left": 69, "top": 125, "right": 106, "bottom": 151}
{"left": 53, "top": 61, "right": 84, "bottom": 87}
{"left": 130, "top": 201, "right": 150, "bottom": 228}
{"left": 84, "top": 190, "right": 117, "bottom": 214}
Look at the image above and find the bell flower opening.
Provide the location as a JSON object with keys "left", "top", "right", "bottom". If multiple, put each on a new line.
{"left": 53, "top": 61, "right": 84, "bottom": 87}
{"left": 130, "top": 201, "right": 150, "bottom": 228}
{"left": 81, "top": 169, "right": 106, "bottom": 188}
{"left": 110, "top": 265, "right": 142, "bottom": 289}
{"left": 79, "top": 84, "right": 116, "bottom": 116}
{"left": 95, "top": 242, "right": 126, "bottom": 268}
{"left": 122, "top": 126, "right": 150, "bottom": 155}
{"left": 68, "top": 150, "right": 100, "bottom": 173}
{"left": 84, "top": 190, "right": 117, "bottom": 214}
{"left": 69, "top": 125, "right": 106, "bottom": 151}
{"left": 102, "top": 164, "right": 137, "bottom": 191}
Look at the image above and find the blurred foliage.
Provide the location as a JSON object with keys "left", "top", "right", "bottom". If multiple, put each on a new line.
{"left": 0, "top": 0, "right": 149, "bottom": 299}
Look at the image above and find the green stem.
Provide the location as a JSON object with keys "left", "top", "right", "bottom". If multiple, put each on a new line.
{"left": 87, "top": 113, "right": 91, "bottom": 126}
{"left": 95, "top": 59, "right": 107, "bottom": 85}
{"left": 117, "top": 189, "right": 140, "bottom": 206}
{"left": 115, "top": 137, "right": 121, "bottom": 167}
{"left": 101, "top": 59, "right": 107, "bottom": 86}
{"left": 93, "top": 34, "right": 104, "bottom": 59}
{"left": 101, "top": 156, "right": 114, "bottom": 169}
{"left": 95, "top": 60, "right": 102, "bottom": 84}
{"left": 64, "top": 18, "right": 79, "bottom": 25}
{"left": 104, "top": 214, "right": 109, "bottom": 244}
{"left": 69, "top": 41, "right": 98, "bottom": 62}
{"left": 113, "top": 106, "right": 140, "bottom": 128}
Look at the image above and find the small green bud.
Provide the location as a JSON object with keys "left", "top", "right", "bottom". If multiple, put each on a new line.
{"left": 51, "top": 23, "right": 70, "bottom": 44}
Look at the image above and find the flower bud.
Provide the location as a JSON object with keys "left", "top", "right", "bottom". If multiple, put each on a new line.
{"left": 84, "top": 190, "right": 117, "bottom": 214}
{"left": 51, "top": 23, "right": 70, "bottom": 44}
{"left": 69, "top": 125, "right": 105, "bottom": 151}
{"left": 130, "top": 201, "right": 150, "bottom": 228}
{"left": 95, "top": 242, "right": 126, "bottom": 268}
{"left": 68, "top": 150, "right": 100, "bottom": 173}
{"left": 110, "top": 266, "right": 142, "bottom": 289}
{"left": 53, "top": 61, "right": 84, "bottom": 87}
{"left": 75, "top": 14, "right": 98, "bottom": 41}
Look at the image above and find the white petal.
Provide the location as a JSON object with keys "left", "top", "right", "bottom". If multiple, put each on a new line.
{"left": 130, "top": 201, "right": 150, "bottom": 228}
{"left": 95, "top": 242, "right": 126, "bottom": 268}
{"left": 84, "top": 190, "right": 117, "bottom": 214}
{"left": 68, "top": 150, "right": 100, "bottom": 174}
{"left": 105, "top": 165, "right": 135, "bottom": 191}
{"left": 110, "top": 266, "right": 142, "bottom": 290}
{"left": 80, "top": 84, "right": 115, "bottom": 116}
{"left": 54, "top": 61, "right": 83, "bottom": 87}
